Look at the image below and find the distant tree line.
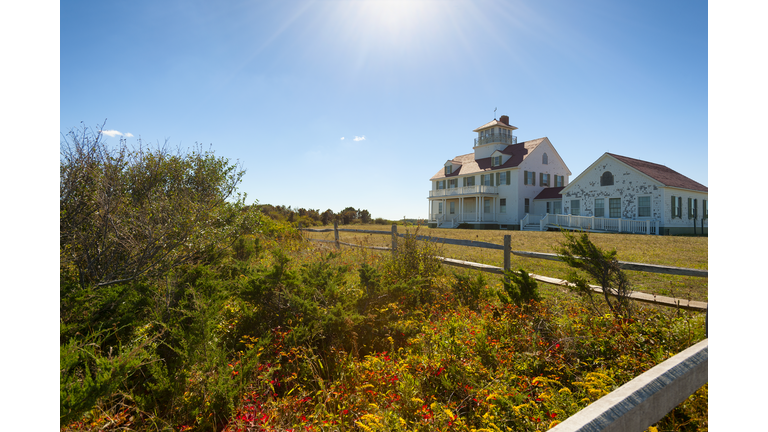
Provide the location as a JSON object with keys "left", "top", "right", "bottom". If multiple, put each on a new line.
{"left": 256, "top": 204, "right": 395, "bottom": 227}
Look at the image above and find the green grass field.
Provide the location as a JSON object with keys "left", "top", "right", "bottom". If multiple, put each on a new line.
{"left": 303, "top": 224, "right": 708, "bottom": 303}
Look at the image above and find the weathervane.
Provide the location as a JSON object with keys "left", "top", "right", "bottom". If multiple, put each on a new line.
{"left": 494, "top": 107, "right": 497, "bottom": 119}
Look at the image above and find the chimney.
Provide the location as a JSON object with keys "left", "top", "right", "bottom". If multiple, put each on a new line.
{"left": 499, "top": 115, "right": 509, "bottom": 125}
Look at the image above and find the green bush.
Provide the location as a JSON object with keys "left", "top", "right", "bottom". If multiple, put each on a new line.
{"left": 380, "top": 228, "right": 443, "bottom": 308}
{"left": 554, "top": 230, "right": 633, "bottom": 318}
{"left": 60, "top": 124, "right": 262, "bottom": 288}
{"left": 498, "top": 269, "right": 541, "bottom": 306}
{"left": 451, "top": 271, "right": 489, "bottom": 311}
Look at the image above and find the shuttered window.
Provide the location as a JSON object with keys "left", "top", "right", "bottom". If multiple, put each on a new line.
{"left": 524, "top": 171, "right": 535, "bottom": 185}
{"left": 671, "top": 196, "right": 677, "bottom": 219}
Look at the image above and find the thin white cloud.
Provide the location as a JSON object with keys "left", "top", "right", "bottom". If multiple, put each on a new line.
{"left": 340, "top": 137, "right": 345, "bottom": 140}
{"left": 353, "top": 135, "right": 366, "bottom": 141}
{"left": 100, "top": 129, "right": 132, "bottom": 138}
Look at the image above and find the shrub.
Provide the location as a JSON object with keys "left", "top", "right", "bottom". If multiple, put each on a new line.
{"left": 380, "top": 227, "right": 443, "bottom": 307}
{"left": 498, "top": 269, "right": 541, "bottom": 306}
{"left": 554, "top": 230, "right": 633, "bottom": 318}
{"left": 451, "top": 271, "right": 489, "bottom": 311}
{"left": 60, "top": 123, "right": 261, "bottom": 288}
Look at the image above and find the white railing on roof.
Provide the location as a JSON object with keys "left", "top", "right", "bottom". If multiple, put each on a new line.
{"left": 474, "top": 133, "right": 517, "bottom": 146}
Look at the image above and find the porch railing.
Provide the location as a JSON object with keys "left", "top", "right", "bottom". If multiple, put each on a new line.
{"left": 522, "top": 213, "right": 543, "bottom": 227}
{"left": 429, "top": 185, "right": 498, "bottom": 198}
{"left": 540, "top": 214, "right": 661, "bottom": 235}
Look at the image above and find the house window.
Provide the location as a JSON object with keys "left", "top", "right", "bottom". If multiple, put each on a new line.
{"left": 540, "top": 173, "right": 550, "bottom": 187}
{"left": 571, "top": 200, "right": 580, "bottom": 215}
{"left": 436, "top": 180, "right": 445, "bottom": 190}
{"left": 542, "top": 153, "right": 548, "bottom": 164}
{"left": 594, "top": 198, "right": 605, "bottom": 217}
{"left": 556, "top": 175, "right": 564, "bottom": 187}
{"left": 703, "top": 199, "right": 708, "bottom": 219}
{"left": 601, "top": 171, "right": 614, "bottom": 186}
{"left": 524, "top": 198, "right": 530, "bottom": 214}
{"left": 450, "top": 202, "right": 455, "bottom": 214}
{"left": 553, "top": 201, "right": 562, "bottom": 214}
{"left": 609, "top": 198, "right": 621, "bottom": 218}
{"left": 448, "top": 179, "right": 457, "bottom": 189}
{"left": 481, "top": 174, "right": 493, "bottom": 186}
{"left": 484, "top": 199, "right": 491, "bottom": 214}
{"left": 546, "top": 202, "right": 551, "bottom": 214}
{"left": 492, "top": 155, "right": 502, "bottom": 166}
{"left": 499, "top": 171, "right": 507, "bottom": 185}
{"left": 464, "top": 176, "right": 475, "bottom": 187}
{"left": 524, "top": 171, "right": 536, "bottom": 185}
{"left": 445, "top": 165, "right": 452, "bottom": 175}
{"left": 638, "top": 196, "right": 651, "bottom": 217}
{"left": 438, "top": 202, "right": 443, "bottom": 214}
{"left": 500, "top": 198, "right": 507, "bottom": 213}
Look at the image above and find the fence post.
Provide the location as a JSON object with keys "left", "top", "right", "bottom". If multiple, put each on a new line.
{"left": 391, "top": 224, "right": 398, "bottom": 252}
{"left": 334, "top": 220, "right": 340, "bottom": 249}
{"left": 503, "top": 235, "right": 511, "bottom": 274}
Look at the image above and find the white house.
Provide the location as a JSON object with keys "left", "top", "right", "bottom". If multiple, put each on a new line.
{"left": 553, "top": 153, "right": 708, "bottom": 235}
{"left": 427, "top": 116, "right": 571, "bottom": 229}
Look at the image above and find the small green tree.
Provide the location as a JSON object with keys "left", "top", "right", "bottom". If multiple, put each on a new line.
{"left": 554, "top": 230, "right": 633, "bottom": 318}
{"left": 498, "top": 269, "right": 541, "bottom": 306}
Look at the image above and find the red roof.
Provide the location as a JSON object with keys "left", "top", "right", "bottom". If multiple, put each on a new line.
{"left": 608, "top": 153, "right": 708, "bottom": 192}
{"left": 430, "top": 138, "right": 546, "bottom": 180}
{"left": 534, "top": 187, "right": 565, "bottom": 200}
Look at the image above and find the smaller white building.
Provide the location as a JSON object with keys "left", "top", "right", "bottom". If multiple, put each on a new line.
{"left": 558, "top": 153, "right": 707, "bottom": 235}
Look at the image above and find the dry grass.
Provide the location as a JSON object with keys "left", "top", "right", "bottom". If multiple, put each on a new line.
{"left": 301, "top": 224, "right": 708, "bottom": 303}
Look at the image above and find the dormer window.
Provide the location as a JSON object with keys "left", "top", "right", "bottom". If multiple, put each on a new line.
{"left": 492, "top": 155, "right": 502, "bottom": 167}
{"left": 445, "top": 165, "right": 452, "bottom": 175}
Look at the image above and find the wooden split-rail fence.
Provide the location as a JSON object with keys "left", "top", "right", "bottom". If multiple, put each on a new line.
{"left": 300, "top": 222, "right": 709, "bottom": 431}
{"left": 300, "top": 222, "right": 708, "bottom": 312}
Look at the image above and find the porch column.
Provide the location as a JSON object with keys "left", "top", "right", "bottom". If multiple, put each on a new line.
{"left": 443, "top": 198, "right": 447, "bottom": 221}
{"left": 480, "top": 196, "right": 484, "bottom": 222}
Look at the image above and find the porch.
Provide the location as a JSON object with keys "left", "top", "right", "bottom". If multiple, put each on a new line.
{"left": 428, "top": 195, "right": 503, "bottom": 228}
{"left": 523, "top": 213, "right": 662, "bottom": 235}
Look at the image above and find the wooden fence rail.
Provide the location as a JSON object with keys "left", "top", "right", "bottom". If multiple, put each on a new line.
{"left": 300, "top": 222, "right": 708, "bottom": 431}
{"left": 550, "top": 338, "right": 708, "bottom": 432}
{"left": 300, "top": 223, "right": 708, "bottom": 311}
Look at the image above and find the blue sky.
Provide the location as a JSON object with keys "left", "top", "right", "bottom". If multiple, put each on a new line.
{"left": 58, "top": 0, "right": 708, "bottom": 221}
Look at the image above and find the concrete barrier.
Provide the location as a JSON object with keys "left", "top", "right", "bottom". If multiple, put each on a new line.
{"left": 550, "top": 338, "right": 708, "bottom": 432}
